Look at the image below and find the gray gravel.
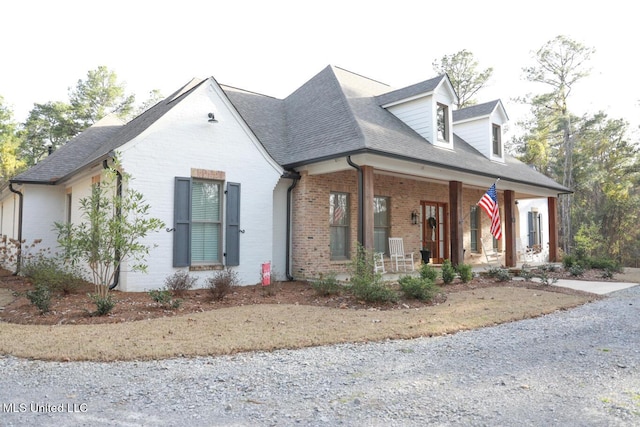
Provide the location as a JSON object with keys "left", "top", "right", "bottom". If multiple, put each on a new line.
{"left": 1, "top": 286, "right": 639, "bottom": 427}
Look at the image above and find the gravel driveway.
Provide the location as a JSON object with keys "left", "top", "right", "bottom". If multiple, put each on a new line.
{"left": 1, "top": 286, "right": 639, "bottom": 426}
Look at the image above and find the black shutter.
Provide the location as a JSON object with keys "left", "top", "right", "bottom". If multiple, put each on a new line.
{"left": 527, "top": 211, "right": 535, "bottom": 247}
{"left": 174, "top": 177, "right": 191, "bottom": 267}
{"left": 225, "top": 182, "right": 241, "bottom": 266}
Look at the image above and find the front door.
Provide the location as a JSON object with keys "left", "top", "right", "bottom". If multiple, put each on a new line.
{"left": 421, "top": 201, "right": 448, "bottom": 264}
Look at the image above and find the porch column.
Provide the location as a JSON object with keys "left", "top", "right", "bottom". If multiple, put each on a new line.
{"left": 449, "top": 181, "right": 463, "bottom": 265}
{"left": 548, "top": 196, "right": 559, "bottom": 262}
{"left": 362, "top": 165, "right": 375, "bottom": 250}
{"left": 504, "top": 190, "right": 516, "bottom": 267}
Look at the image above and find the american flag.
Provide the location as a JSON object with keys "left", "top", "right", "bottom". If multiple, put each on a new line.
{"left": 478, "top": 182, "right": 502, "bottom": 240}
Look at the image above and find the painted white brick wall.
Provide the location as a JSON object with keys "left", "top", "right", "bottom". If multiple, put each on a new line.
{"left": 21, "top": 184, "right": 66, "bottom": 255}
{"left": 115, "top": 80, "right": 283, "bottom": 291}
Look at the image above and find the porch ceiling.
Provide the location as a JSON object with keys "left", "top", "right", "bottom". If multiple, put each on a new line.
{"left": 296, "top": 153, "right": 564, "bottom": 199}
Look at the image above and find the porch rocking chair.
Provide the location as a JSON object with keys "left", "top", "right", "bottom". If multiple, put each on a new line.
{"left": 388, "top": 237, "right": 415, "bottom": 272}
{"left": 373, "top": 252, "right": 386, "bottom": 274}
{"left": 516, "top": 237, "right": 535, "bottom": 263}
{"left": 480, "top": 237, "right": 501, "bottom": 266}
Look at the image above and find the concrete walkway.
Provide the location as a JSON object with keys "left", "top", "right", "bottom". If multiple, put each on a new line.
{"left": 553, "top": 279, "right": 639, "bottom": 295}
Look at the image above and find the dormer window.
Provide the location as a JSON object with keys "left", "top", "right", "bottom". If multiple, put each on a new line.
{"left": 492, "top": 124, "right": 502, "bottom": 157}
{"left": 437, "top": 103, "right": 449, "bottom": 142}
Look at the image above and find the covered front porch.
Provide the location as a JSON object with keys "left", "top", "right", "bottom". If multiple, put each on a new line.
{"left": 291, "top": 153, "right": 562, "bottom": 280}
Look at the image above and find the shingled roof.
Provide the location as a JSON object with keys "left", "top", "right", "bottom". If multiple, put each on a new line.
{"left": 224, "top": 65, "right": 567, "bottom": 192}
{"left": 11, "top": 78, "right": 207, "bottom": 184}
{"left": 453, "top": 99, "right": 507, "bottom": 122}
{"left": 13, "top": 65, "right": 567, "bottom": 193}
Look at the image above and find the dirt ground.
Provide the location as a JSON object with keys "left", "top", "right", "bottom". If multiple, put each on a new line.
{"left": 0, "top": 266, "right": 627, "bottom": 326}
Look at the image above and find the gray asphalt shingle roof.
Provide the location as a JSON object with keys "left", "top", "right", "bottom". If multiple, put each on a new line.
{"left": 224, "top": 65, "right": 567, "bottom": 192}
{"left": 13, "top": 65, "right": 567, "bottom": 193}
{"left": 453, "top": 100, "right": 506, "bottom": 122}
{"left": 12, "top": 78, "right": 206, "bottom": 183}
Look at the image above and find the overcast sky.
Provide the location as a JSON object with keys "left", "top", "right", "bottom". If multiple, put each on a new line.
{"left": 2, "top": 0, "right": 638, "bottom": 139}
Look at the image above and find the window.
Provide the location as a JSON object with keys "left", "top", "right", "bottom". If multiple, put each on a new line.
{"left": 492, "top": 124, "right": 502, "bottom": 157}
{"left": 437, "top": 103, "right": 449, "bottom": 142}
{"left": 191, "top": 180, "right": 222, "bottom": 264}
{"left": 174, "top": 177, "right": 240, "bottom": 267}
{"left": 470, "top": 205, "right": 479, "bottom": 252}
{"left": 373, "top": 196, "right": 389, "bottom": 254}
{"left": 329, "top": 192, "right": 349, "bottom": 260}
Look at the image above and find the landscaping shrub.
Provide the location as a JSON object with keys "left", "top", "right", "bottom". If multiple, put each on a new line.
{"left": 419, "top": 263, "right": 439, "bottom": 282}
{"left": 207, "top": 268, "right": 239, "bottom": 301}
{"left": 587, "top": 257, "right": 622, "bottom": 273}
{"left": 149, "top": 288, "right": 182, "bottom": 309}
{"left": 487, "top": 267, "right": 512, "bottom": 282}
{"left": 164, "top": 270, "right": 197, "bottom": 296}
{"left": 398, "top": 276, "right": 440, "bottom": 301}
{"left": 569, "top": 264, "right": 585, "bottom": 277}
{"left": 22, "top": 255, "right": 86, "bottom": 295}
{"left": 441, "top": 259, "right": 456, "bottom": 284}
{"left": 311, "top": 272, "right": 342, "bottom": 296}
{"left": 348, "top": 280, "right": 398, "bottom": 303}
{"left": 562, "top": 254, "right": 577, "bottom": 269}
{"left": 347, "top": 244, "right": 398, "bottom": 303}
{"left": 25, "top": 283, "right": 52, "bottom": 314}
{"left": 90, "top": 293, "right": 116, "bottom": 316}
{"left": 456, "top": 263, "right": 473, "bottom": 283}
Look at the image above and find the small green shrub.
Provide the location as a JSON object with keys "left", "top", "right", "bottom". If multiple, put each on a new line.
{"left": 398, "top": 276, "right": 440, "bottom": 301}
{"left": 149, "top": 288, "right": 182, "bottom": 309}
{"left": 207, "top": 268, "right": 239, "bottom": 301}
{"left": 562, "top": 255, "right": 577, "bottom": 269}
{"left": 164, "top": 270, "right": 197, "bottom": 296}
{"left": 90, "top": 293, "right": 116, "bottom": 316}
{"left": 311, "top": 272, "right": 342, "bottom": 296}
{"left": 535, "top": 270, "right": 558, "bottom": 286}
{"left": 492, "top": 268, "right": 512, "bottom": 282}
{"left": 348, "top": 280, "right": 398, "bottom": 303}
{"left": 25, "top": 284, "right": 51, "bottom": 314}
{"left": 588, "top": 257, "right": 622, "bottom": 273}
{"left": 539, "top": 263, "right": 559, "bottom": 272}
{"left": 419, "top": 263, "right": 439, "bottom": 281}
{"left": 22, "top": 255, "right": 86, "bottom": 295}
{"left": 517, "top": 265, "right": 534, "bottom": 280}
{"left": 569, "top": 264, "right": 585, "bottom": 277}
{"left": 456, "top": 264, "right": 473, "bottom": 283}
{"left": 441, "top": 259, "right": 456, "bottom": 284}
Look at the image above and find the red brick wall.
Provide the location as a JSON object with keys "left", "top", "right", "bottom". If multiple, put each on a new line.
{"left": 291, "top": 170, "right": 506, "bottom": 278}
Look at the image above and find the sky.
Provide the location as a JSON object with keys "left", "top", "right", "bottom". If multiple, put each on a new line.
{"left": 2, "top": 0, "right": 638, "bottom": 140}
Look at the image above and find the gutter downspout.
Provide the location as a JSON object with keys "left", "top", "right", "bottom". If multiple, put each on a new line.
{"left": 347, "top": 156, "right": 364, "bottom": 246}
{"left": 103, "top": 159, "right": 122, "bottom": 290}
{"left": 8, "top": 183, "right": 23, "bottom": 276}
{"left": 284, "top": 171, "right": 301, "bottom": 281}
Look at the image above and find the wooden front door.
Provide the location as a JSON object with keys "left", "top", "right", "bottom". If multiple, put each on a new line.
{"left": 421, "top": 201, "right": 448, "bottom": 264}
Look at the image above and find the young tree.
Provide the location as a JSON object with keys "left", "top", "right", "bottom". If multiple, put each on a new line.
{"left": 55, "top": 161, "right": 165, "bottom": 299}
{"left": 432, "top": 49, "right": 493, "bottom": 109}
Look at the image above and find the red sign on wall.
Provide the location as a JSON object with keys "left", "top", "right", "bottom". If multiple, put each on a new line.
{"left": 261, "top": 262, "right": 271, "bottom": 286}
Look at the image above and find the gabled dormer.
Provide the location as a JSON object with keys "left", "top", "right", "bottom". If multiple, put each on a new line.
{"left": 452, "top": 100, "right": 508, "bottom": 163}
{"left": 376, "top": 75, "right": 458, "bottom": 149}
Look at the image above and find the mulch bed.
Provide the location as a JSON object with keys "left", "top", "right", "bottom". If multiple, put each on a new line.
{"left": 0, "top": 267, "right": 605, "bottom": 326}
